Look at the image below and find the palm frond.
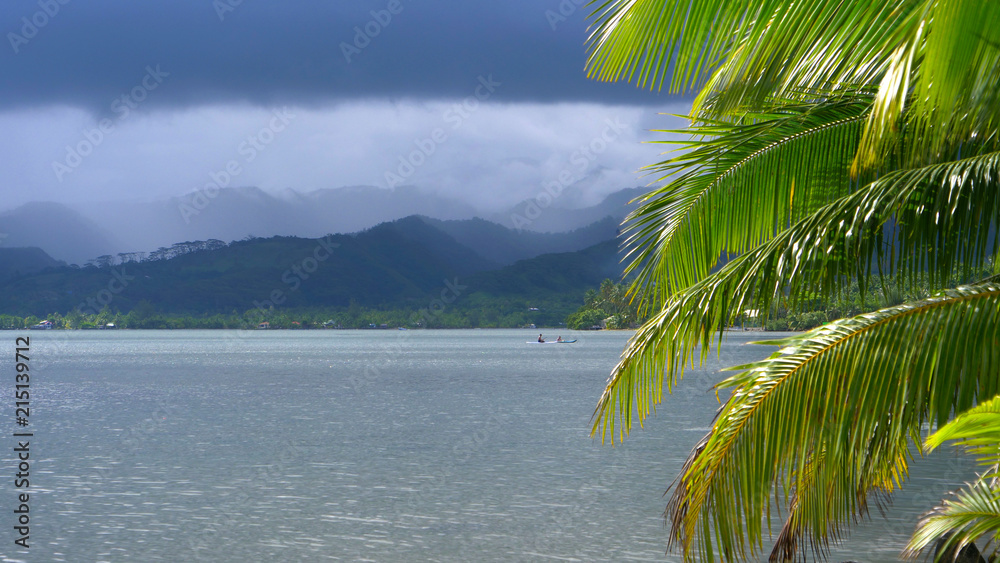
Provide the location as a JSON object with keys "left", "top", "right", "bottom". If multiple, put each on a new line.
{"left": 585, "top": 1, "right": 1000, "bottom": 174}
{"left": 622, "top": 94, "right": 873, "bottom": 309}
{"left": 595, "top": 150, "right": 1000, "bottom": 445}
{"left": 667, "top": 284, "right": 1000, "bottom": 562}
{"left": 856, "top": 0, "right": 1000, "bottom": 172}
{"left": 925, "top": 395, "right": 1000, "bottom": 468}
{"left": 690, "top": 2, "right": 920, "bottom": 119}
{"left": 904, "top": 481, "right": 1000, "bottom": 560}
{"left": 584, "top": 2, "right": 1000, "bottom": 560}
{"left": 584, "top": 0, "right": 920, "bottom": 108}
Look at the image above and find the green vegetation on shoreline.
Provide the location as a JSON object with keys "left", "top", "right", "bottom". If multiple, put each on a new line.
{"left": 761, "top": 270, "right": 986, "bottom": 331}
{"left": 10, "top": 271, "right": 966, "bottom": 332}
{"left": 0, "top": 218, "right": 625, "bottom": 330}
{"left": 565, "top": 279, "right": 643, "bottom": 330}
{"left": 2, "top": 301, "right": 561, "bottom": 330}
{"left": 585, "top": 0, "right": 1000, "bottom": 558}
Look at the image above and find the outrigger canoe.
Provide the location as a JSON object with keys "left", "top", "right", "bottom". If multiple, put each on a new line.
{"left": 526, "top": 339, "right": 577, "bottom": 344}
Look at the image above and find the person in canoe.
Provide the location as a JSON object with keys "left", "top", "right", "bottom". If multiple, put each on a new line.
{"left": 556, "top": 336, "right": 563, "bottom": 342}
{"left": 538, "top": 334, "right": 545, "bottom": 342}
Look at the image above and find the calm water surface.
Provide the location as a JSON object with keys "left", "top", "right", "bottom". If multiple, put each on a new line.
{"left": 1, "top": 330, "right": 975, "bottom": 562}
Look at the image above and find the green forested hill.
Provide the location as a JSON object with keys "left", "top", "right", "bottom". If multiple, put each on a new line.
{"left": 416, "top": 215, "right": 620, "bottom": 265}
{"left": 0, "top": 216, "right": 622, "bottom": 322}
{"left": 0, "top": 247, "right": 64, "bottom": 282}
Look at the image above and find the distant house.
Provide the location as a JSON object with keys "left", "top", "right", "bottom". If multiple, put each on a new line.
{"left": 29, "top": 320, "right": 54, "bottom": 330}
{"left": 257, "top": 321, "right": 270, "bottom": 329}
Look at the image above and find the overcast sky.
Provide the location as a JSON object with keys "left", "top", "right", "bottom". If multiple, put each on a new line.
{"left": 1, "top": 0, "right": 689, "bottom": 211}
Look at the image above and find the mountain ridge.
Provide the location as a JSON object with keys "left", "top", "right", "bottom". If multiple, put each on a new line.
{"left": 0, "top": 247, "right": 64, "bottom": 283}
{"left": 0, "top": 186, "right": 641, "bottom": 264}
{"left": 0, "top": 215, "right": 623, "bottom": 321}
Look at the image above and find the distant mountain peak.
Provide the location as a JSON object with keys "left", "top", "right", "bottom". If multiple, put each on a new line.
{"left": 0, "top": 202, "right": 119, "bottom": 264}
{"left": 5, "top": 186, "right": 645, "bottom": 265}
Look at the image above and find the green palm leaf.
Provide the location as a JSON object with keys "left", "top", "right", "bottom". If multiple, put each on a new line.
{"left": 666, "top": 284, "right": 1000, "bottom": 562}
{"left": 904, "top": 481, "right": 1000, "bottom": 560}
{"left": 585, "top": 0, "right": 918, "bottom": 104}
{"left": 623, "top": 94, "right": 873, "bottom": 309}
{"left": 925, "top": 395, "right": 1000, "bottom": 468}
{"left": 582, "top": 1, "right": 1000, "bottom": 560}
{"left": 586, "top": 0, "right": 1000, "bottom": 171}
{"left": 857, "top": 0, "right": 1000, "bottom": 171}
{"left": 595, "top": 150, "right": 1000, "bottom": 445}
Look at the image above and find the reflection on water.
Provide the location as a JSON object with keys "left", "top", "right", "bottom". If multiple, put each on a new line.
{"left": 0, "top": 330, "right": 974, "bottom": 561}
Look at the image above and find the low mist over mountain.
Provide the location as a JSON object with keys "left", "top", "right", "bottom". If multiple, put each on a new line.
{"left": 492, "top": 186, "right": 643, "bottom": 232}
{"left": 0, "top": 215, "right": 623, "bottom": 321}
{"left": 0, "top": 202, "right": 120, "bottom": 264}
{"left": 73, "top": 185, "right": 481, "bottom": 258}
{"left": 418, "top": 215, "right": 621, "bottom": 265}
{"left": 0, "top": 186, "right": 642, "bottom": 264}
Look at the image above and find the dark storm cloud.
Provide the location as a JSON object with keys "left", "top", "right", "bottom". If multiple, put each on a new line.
{"left": 2, "top": 0, "right": 665, "bottom": 112}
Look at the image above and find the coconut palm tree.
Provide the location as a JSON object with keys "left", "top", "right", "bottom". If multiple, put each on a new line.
{"left": 906, "top": 395, "right": 1000, "bottom": 556}
{"left": 583, "top": 0, "right": 1000, "bottom": 561}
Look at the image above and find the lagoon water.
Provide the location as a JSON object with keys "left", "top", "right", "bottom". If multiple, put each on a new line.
{"left": 1, "top": 330, "right": 976, "bottom": 562}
